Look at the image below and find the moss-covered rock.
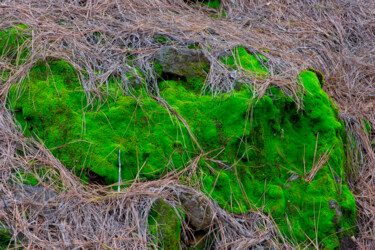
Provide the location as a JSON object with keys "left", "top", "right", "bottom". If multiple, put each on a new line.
{"left": 9, "top": 59, "right": 194, "bottom": 184}
{"left": 148, "top": 199, "right": 181, "bottom": 249}
{"left": 6, "top": 38, "right": 356, "bottom": 247}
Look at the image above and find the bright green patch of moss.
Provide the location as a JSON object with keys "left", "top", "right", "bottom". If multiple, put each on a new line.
{"left": 0, "top": 25, "right": 29, "bottom": 64}
{"left": 16, "top": 170, "right": 39, "bottom": 186}
{"left": 13, "top": 167, "right": 51, "bottom": 186}
{"left": 159, "top": 72, "right": 355, "bottom": 247}
{"left": 8, "top": 45, "right": 356, "bottom": 248}
{"left": 220, "top": 46, "right": 268, "bottom": 77}
{"left": 148, "top": 199, "right": 181, "bottom": 249}
{"left": 9, "top": 59, "right": 194, "bottom": 184}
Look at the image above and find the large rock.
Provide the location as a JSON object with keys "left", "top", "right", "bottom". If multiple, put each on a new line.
{"left": 9, "top": 48, "right": 357, "bottom": 248}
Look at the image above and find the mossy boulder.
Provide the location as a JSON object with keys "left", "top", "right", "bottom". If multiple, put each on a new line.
{"left": 6, "top": 43, "right": 356, "bottom": 248}
{"left": 9, "top": 60, "right": 200, "bottom": 184}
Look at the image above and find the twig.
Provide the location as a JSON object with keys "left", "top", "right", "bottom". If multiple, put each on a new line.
{"left": 118, "top": 148, "right": 121, "bottom": 192}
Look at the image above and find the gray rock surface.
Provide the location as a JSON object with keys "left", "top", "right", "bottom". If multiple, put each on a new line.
{"left": 329, "top": 199, "right": 342, "bottom": 224}
{"left": 13, "top": 183, "right": 57, "bottom": 202}
{"left": 154, "top": 46, "right": 210, "bottom": 78}
{"left": 179, "top": 191, "right": 212, "bottom": 230}
{"left": 1, "top": 183, "right": 57, "bottom": 211}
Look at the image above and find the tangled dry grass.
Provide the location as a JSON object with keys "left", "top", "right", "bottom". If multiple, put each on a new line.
{"left": 1, "top": 0, "right": 375, "bottom": 248}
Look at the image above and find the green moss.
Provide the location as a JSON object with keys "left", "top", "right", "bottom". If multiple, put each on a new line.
{"left": 154, "top": 34, "right": 169, "bottom": 44}
{"left": 212, "top": 12, "right": 227, "bottom": 19}
{"left": 220, "top": 46, "right": 268, "bottom": 77}
{"left": 203, "top": 0, "right": 221, "bottom": 9}
{"left": 364, "top": 119, "right": 371, "bottom": 134}
{"left": 307, "top": 67, "right": 324, "bottom": 88}
{"left": 8, "top": 46, "right": 356, "bottom": 248}
{"left": 9, "top": 59, "right": 194, "bottom": 184}
{"left": 16, "top": 170, "right": 39, "bottom": 186}
{"left": 154, "top": 61, "right": 164, "bottom": 77}
{"left": 0, "top": 228, "right": 14, "bottom": 249}
{"left": 156, "top": 68, "right": 356, "bottom": 247}
{"left": 87, "top": 32, "right": 104, "bottom": 45}
{"left": 12, "top": 166, "right": 51, "bottom": 186}
{"left": 187, "top": 43, "right": 200, "bottom": 50}
{"left": 0, "top": 25, "right": 29, "bottom": 64}
{"left": 148, "top": 199, "right": 181, "bottom": 249}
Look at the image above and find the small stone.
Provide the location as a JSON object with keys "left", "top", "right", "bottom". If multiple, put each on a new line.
{"left": 154, "top": 46, "right": 210, "bottom": 78}
{"left": 334, "top": 175, "right": 341, "bottom": 183}
{"left": 329, "top": 199, "right": 342, "bottom": 224}
{"left": 287, "top": 173, "right": 300, "bottom": 182}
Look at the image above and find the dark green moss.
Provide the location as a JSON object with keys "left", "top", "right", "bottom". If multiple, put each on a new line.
{"left": 154, "top": 61, "right": 164, "bottom": 77}
{"left": 7, "top": 46, "right": 356, "bottom": 248}
{"left": 186, "top": 42, "right": 200, "bottom": 50}
{"left": 203, "top": 0, "right": 227, "bottom": 19}
{"left": 364, "top": 119, "right": 371, "bottom": 134}
{"left": 212, "top": 12, "right": 227, "bottom": 19}
{"left": 154, "top": 34, "right": 170, "bottom": 44}
{"left": 86, "top": 32, "right": 104, "bottom": 45}
{"left": 203, "top": 0, "right": 221, "bottom": 10}
{"left": 0, "top": 228, "right": 14, "bottom": 249}
{"left": 148, "top": 199, "right": 181, "bottom": 249}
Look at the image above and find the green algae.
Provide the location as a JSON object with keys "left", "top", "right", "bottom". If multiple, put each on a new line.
{"left": 7, "top": 43, "right": 356, "bottom": 248}
{"left": 148, "top": 199, "right": 181, "bottom": 249}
